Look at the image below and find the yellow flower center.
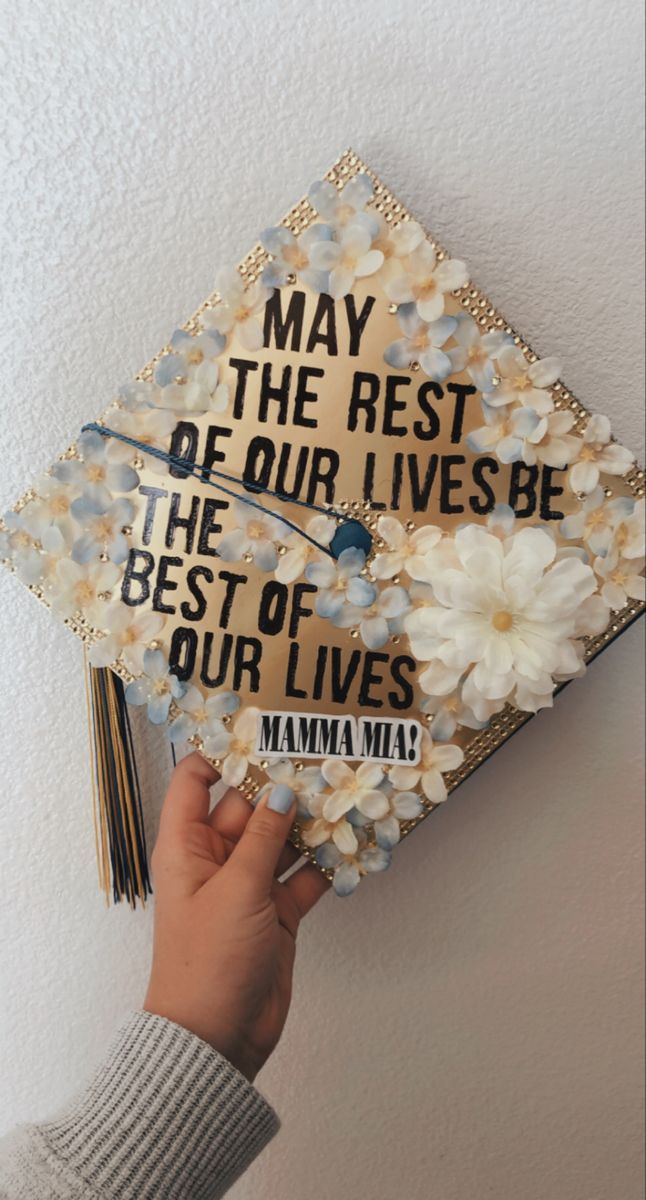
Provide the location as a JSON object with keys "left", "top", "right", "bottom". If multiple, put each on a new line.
{"left": 247, "top": 520, "right": 266, "bottom": 540}
{"left": 283, "top": 243, "right": 308, "bottom": 269}
{"left": 50, "top": 494, "right": 70, "bottom": 514}
{"left": 75, "top": 580, "right": 95, "bottom": 604}
{"left": 513, "top": 373, "right": 532, "bottom": 391}
{"left": 415, "top": 275, "right": 438, "bottom": 301}
{"left": 153, "top": 678, "right": 170, "bottom": 696}
{"left": 94, "top": 517, "right": 114, "bottom": 540}
{"left": 86, "top": 464, "right": 106, "bottom": 483}
{"left": 579, "top": 445, "right": 598, "bottom": 461}
{"left": 492, "top": 610, "right": 514, "bottom": 632}
{"left": 234, "top": 305, "right": 251, "bottom": 322}
{"left": 410, "top": 331, "right": 430, "bottom": 352}
{"left": 186, "top": 347, "right": 205, "bottom": 365}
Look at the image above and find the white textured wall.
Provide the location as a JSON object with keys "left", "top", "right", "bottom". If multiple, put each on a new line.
{"left": 1, "top": 2, "right": 644, "bottom": 1196}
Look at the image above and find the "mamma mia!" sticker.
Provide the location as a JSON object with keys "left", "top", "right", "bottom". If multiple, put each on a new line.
{"left": 255, "top": 710, "right": 423, "bottom": 765}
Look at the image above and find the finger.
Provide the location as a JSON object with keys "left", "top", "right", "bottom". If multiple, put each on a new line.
{"left": 210, "top": 788, "right": 301, "bottom": 877}
{"left": 157, "top": 752, "right": 218, "bottom": 845}
{"left": 228, "top": 785, "right": 297, "bottom": 895}
{"left": 282, "top": 859, "right": 331, "bottom": 917}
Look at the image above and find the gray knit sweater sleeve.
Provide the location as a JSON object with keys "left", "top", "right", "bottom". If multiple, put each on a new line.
{"left": 0, "top": 1011, "right": 280, "bottom": 1199}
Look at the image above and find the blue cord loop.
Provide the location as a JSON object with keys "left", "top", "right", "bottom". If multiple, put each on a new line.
{"left": 81, "top": 422, "right": 373, "bottom": 560}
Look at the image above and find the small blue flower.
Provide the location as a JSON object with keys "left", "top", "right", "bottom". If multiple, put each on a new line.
{"left": 70, "top": 493, "right": 135, "bottom": 565}
{"left": 260, "top": 224, "right": 334, "bottom": 293}
{"left": 384, "top": 305, "right": 457, "bottom": 383}
{"left": 315, "top": 836, "right": 392, "bottom": 897}
{"left": 305, "top": 547, "right": 376, "bottom": 622}
{"left": 52, "top": 429, "right": 139, "bottom": 508}
{"left": 125, "top": 648, "right": 187, "bottom": 725}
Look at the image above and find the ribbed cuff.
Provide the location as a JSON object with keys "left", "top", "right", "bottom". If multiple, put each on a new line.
{"left": 37, "top": 1010, "right": 280, "bottom": 1200}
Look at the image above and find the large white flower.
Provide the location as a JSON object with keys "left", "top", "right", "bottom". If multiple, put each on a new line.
{"left": 568, "top": 414, "right": 634, "bottom": 495}
{"left": 274, "top": 514, "right": 336, "bottom": 584}
{"left": 447, "top": 315, "right": 509, "bottom": 392}
{"left": 154, "top": 329, "right": 229, "bottom": 414}
{"left": 594, "top": 551, "right": 645, "bottom": 610}
{"left": 88, "top": 606, "right": 165, "bottom": 673}
{"left": 384, "top": 305, "right": 457, "bottom": 382}
{"left": 308, "top": 222, "right": 384, "bottom": 300}
{"left": 483, "top": 345, "right": 561, "bottom": 416}
{"left": 260, "top": 224, "right": 334, "bottom": 293}
{"left": 320, "top": 759, "right": 389, "bottom": 822}
{"left": 202, "top": 707, "right": 261, "bottom": 787}
{"left": 168, "top": 686, "right": 240, "bottom": 745}
{"left": 389, "top": 729, "right": 463, "bottom": 803}
{"left": 50, "top": 557, "right": 121, "bottom": 626}
{"left": 382, "top": 240, "right": 468, "bottom": 322}
{"left": 202, "top": 267, "right": 272, "bottom": 352}
{"left": 468, "top": 404, "right": 580, "bottom": 468}
{"left": 405, "top": 525, "right": 597, "bottom": 714}
{"left": 371, "top": 516, "right": 443, "bottom": 580}
{"left": 217, "top": 498, "right": 289, "bottom": 572}
{"left": 560, "top": 487, "right": 634, "bottom": 558}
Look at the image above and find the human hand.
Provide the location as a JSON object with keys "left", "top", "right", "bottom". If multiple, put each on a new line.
{"left": 144, "top": 752, "right": 329, "bottom": 1082}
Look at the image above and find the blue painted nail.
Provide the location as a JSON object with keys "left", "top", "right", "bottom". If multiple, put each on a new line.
{"left": 267, "top": 784, "right": 295, "bottom": 814}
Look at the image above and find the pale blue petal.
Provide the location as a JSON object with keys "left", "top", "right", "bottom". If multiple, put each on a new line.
{"left": 148, "top": 693, "right": 171, "bottom": 724}
{"left": 168, "top": 713, "right": 196, "bottom": 743}
{"left": 316, "top": 842, "right": 343, "bottom": 869}
{"left": 260, "top": 225, "right": 294, "bottom": 255}
{"left": 337, "top": 547, "right": 365, "bottom": 576}
{"left": 106, "top": 462, "right": 139, "bottom": 492}
{"left": 107, "top": 532, "right": 129, "bottom": 564}
{"left": 333, "top": 862, "right": 361, "bottom": 896}
{"left": 154, "top": 354, "right": 185, "bottom": 386}
{"left": 359, "top": 846, "right": 391, "bottom": 873}
{"left": 384, "top": 338, "right": 412, "bottom": 370}
{"left": 316, "top": 590, "right": 345, "bottom": 620}
{"left": 125, "top": 679, "right": 150, "bottom": 706}
{"left": 374, "top": 815, "right": 401, "bottom": 849}
{"left": 71, "top": 534, "right": 99, "bottom": 564}
{"left": 419, "top": 347, "right": 453, "bottom": 382}
{"left": 143, "top": 648, "right": 166, "bottom": 679}
{"left": 345, "top": 576, "right": 376, "bottom": 606}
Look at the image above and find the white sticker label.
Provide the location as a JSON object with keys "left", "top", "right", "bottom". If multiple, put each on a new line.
{"left": 254, "top": 710, "right": 422, "bottom": 766}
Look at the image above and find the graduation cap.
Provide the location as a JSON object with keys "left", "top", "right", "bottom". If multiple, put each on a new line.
{"left": 2, "top": 149, "right": 644, "bottom": 903}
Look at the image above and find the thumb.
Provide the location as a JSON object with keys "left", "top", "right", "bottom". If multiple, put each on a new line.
{"left": 229, "top": 784, "right": 297, "bottom": 895}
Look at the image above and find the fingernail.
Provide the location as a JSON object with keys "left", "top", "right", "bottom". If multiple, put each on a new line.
{"left": 267, "top": 784, "right": 295, "bottom": 814}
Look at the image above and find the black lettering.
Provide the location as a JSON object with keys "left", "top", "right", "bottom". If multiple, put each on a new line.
{"left": 230, "top": 358, "right": 259, "bottom": 419}
{"left": 447, "top": 382, "right": 477, "bottom": 443}
{"left": 305, "top": 293, "right": 337, "bottom": 355}
{"left": 168, "top": 626, "right": 197, "bottom": 682}
{"left": 348, "top": 371, "right": 379, "bottom": 433}
{"left": 165, "top": 492, "right": 200, "bottom": 553}
{"left": 413, "top": 382, "right": 442, "bottom": 441}
{"left": 440, "top": 455, "right": 465, "bottom": 514}
{"left": 180, "top": 565, "right": 214, "bottom": 621}
{"left": 294, "top": 365, "right": 323, "bottom": 427}
{"left": 540, "top": 466, "right": 566, "bottom": 521}
{"left": 344, "top": 293, "right": 375, "bottom": 356}
{"left": 139, "top": 485, "right": 168, "bottom": 545}
{"left": 152, "top": 555, "right": 182, "bottom": 614}
{"left": 384, "top": 376, "right": 411, "bottom": 437}
{"left": 469, "top": 456, "right": 499, "bottom": 514}
{"left": 510, "top": 462, "right": 539, "bottom": 517}
{"left": 121, "top": 549, "right": 155, "bottom": 606}
{"left": 263, "top": 289, "right": 306, "bottom": 351}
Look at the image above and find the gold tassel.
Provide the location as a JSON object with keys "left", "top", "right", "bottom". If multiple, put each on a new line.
{"left": 83, "top": 648, "right": 152, "bottom": 907}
